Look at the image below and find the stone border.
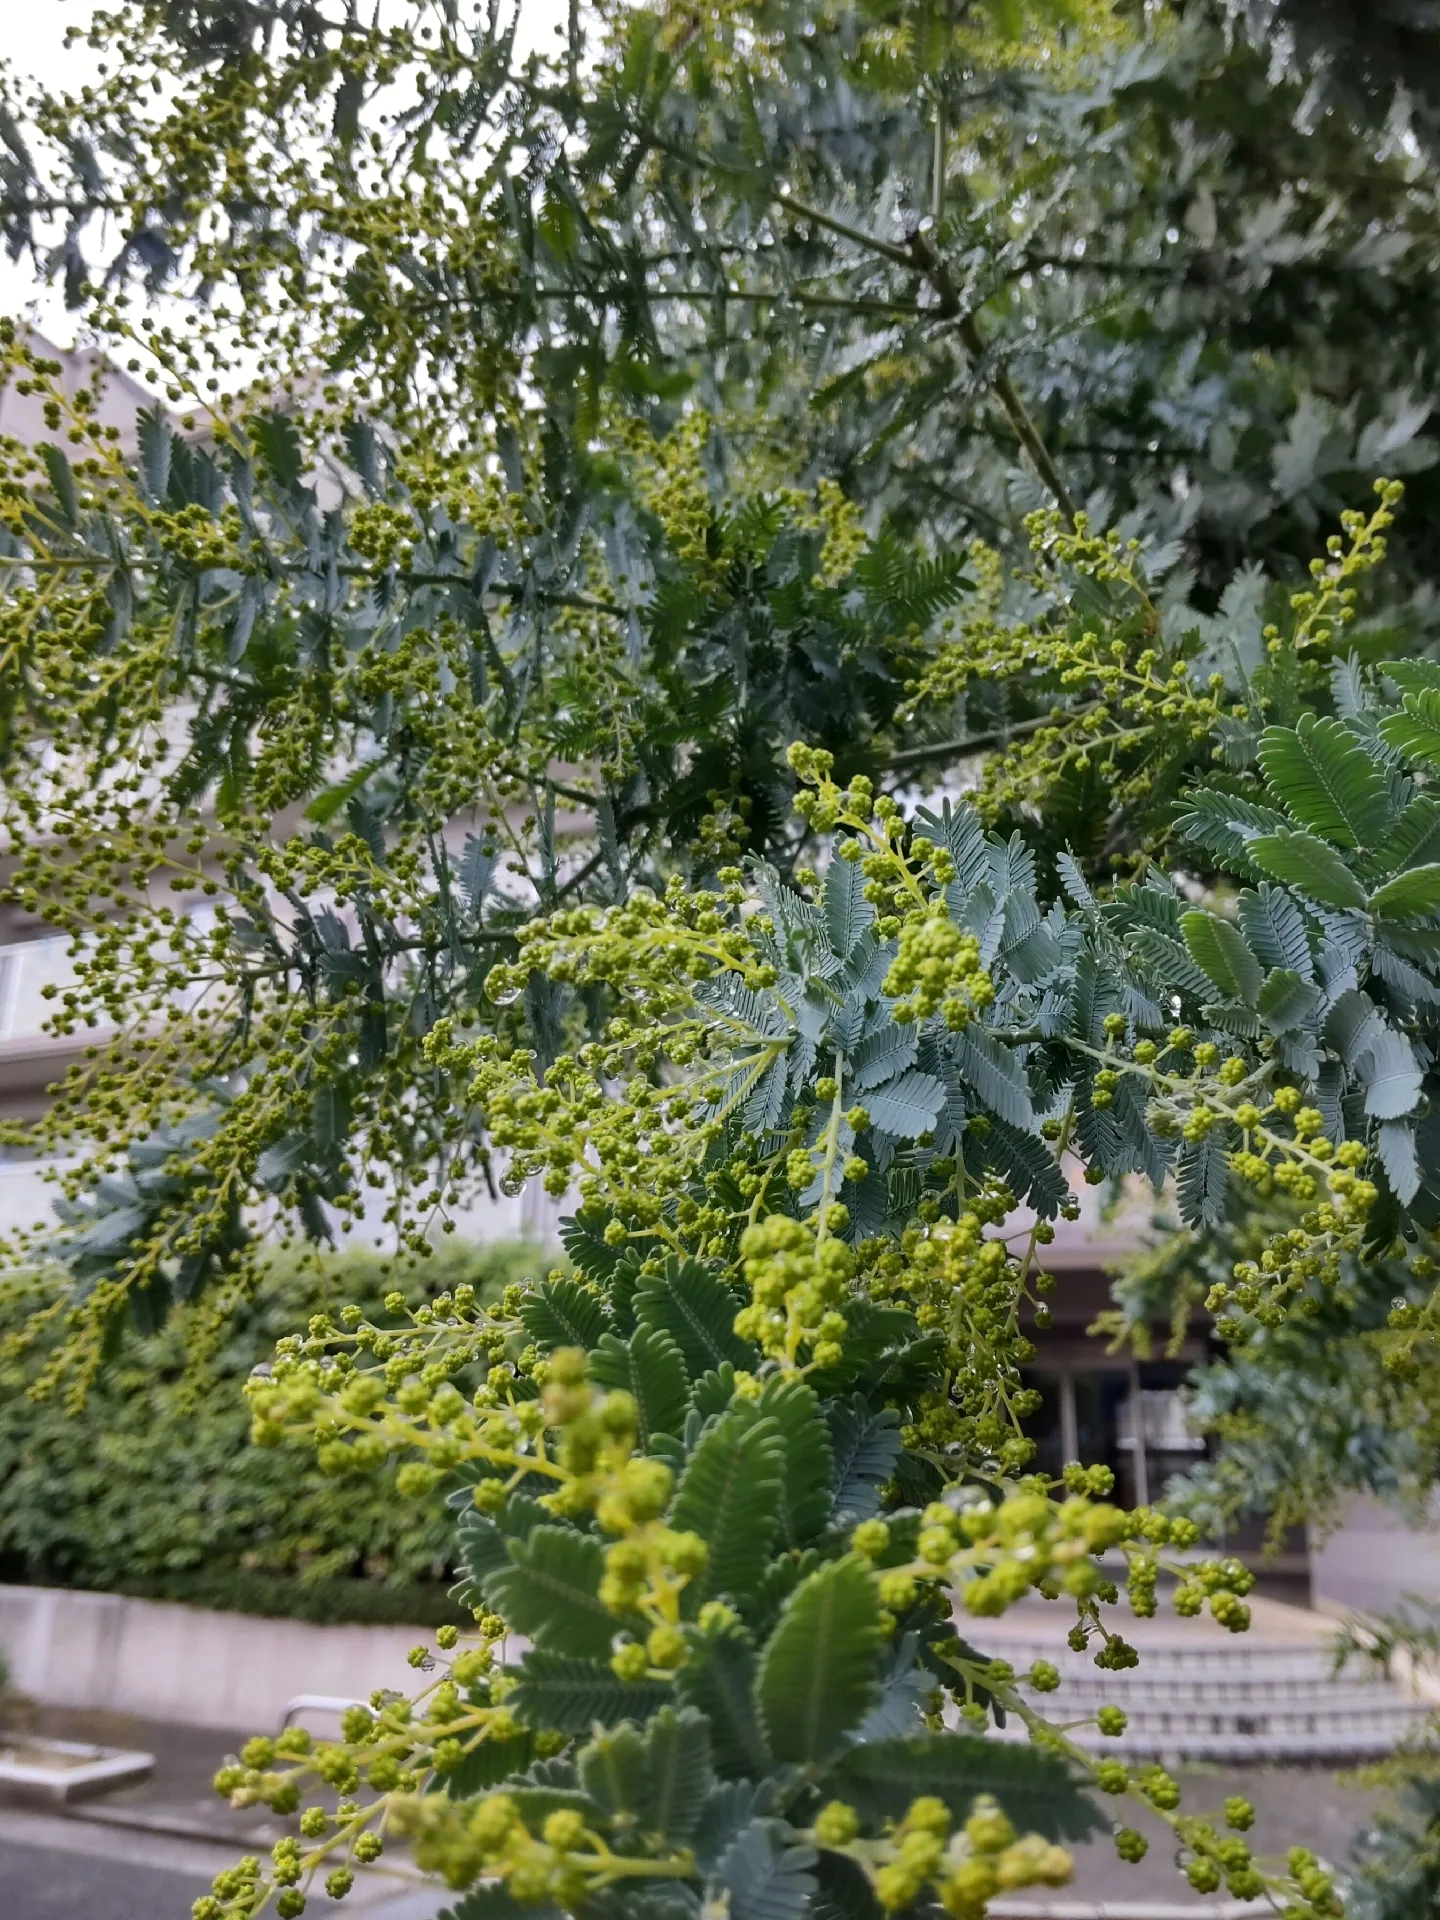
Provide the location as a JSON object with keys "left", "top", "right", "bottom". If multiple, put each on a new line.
{"left": 0, "top": 1734, "right": 154, "bottom": 1805}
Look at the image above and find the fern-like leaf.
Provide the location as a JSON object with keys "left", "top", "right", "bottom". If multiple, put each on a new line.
{"left": 952, "top": 1026, "right": 1034, "bottom": 1128}
{"left": 633, "top": 1258, "right": 756, "bottom": 1378}
{"left": 1175, "top": 788, "right": 1290, "bottom": 873}
{"left": 1247, "top": 829, "right": 1369, "bottom": 911}
{"left": 484, "top": 1527, "right": 623, "bottom": 1658}
{"left": 518, "top": 1277, "right": 609, "bottom": 1352}
{"left": 1237, "top": 885, "right": 1313, "bottom": 977}
{"left": 589, "top": 1325, "right": 691, "bottom": 1445}
{"left": 712, "top": 1821, "right": 818, "bottom": 1920}
{"left": 826, "top": 1398, "right": 903, "bottom": 1528}
{"left": 863, "top": 1066, "right": 946, "bottom": 1138}
{"left": 1381, "top": 688, "right": 1440, "bottom": 769}
{"left": 747, "top": 1377, "right": 834, "bottom": 1548}
{"left": 1181, "top": 911, "right": 1263, "bottom": 1005}
{"left": 675, "top": 1625, "right": 772, "bottom": 1780}
{"left": 1257, "top": 714, "right": 1392, "bottom": 850}
{"left": 1370, "top": 863, "right": 1440, "bottom": 920}
{"left": 756, "top": 1556, "right": 883, "bottom": 1763}
{"left": 668, "top": 1409, "right": 787, "bottom": 1612}
{"left": 508, "top": 1652, "right": 672, "bottom": 1733}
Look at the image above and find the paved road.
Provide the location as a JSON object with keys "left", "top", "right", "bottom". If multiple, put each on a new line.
{"left": 0, "top": 1808, "right": 452, "bottom": 1920}
{"left": 1, "top": 1836, "right": 204, "bottom": 1920}
{"left": 0, "top": 1809, "right": 224, "bottom": 1920}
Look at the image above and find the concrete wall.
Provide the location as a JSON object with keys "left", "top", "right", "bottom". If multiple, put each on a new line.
{"left": 1311, "top": 1496, "right": 1440, "bottom": 1619}
{"left": 0, "top": 1584, "right": 432, "bottom": 1733}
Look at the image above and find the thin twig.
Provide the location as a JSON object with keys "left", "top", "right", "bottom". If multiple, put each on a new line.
{"left": 884, "top": 714, "right": 1051, "bottom": 772}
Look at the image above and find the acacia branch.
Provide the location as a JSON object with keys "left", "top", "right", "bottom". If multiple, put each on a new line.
{"left": 771, "top": 190, "right": 1078, "bottom": 522}
{"left": 883, "top": 714, "right": 1052, "bottom": 771}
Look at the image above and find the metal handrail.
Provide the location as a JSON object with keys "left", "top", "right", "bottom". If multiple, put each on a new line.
{"left": 279, "top": 1694, "right": 372, "bottom": 1730}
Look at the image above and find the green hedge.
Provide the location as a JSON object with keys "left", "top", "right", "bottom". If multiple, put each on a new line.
{"left": 0, "top": 1241, "right": 546, "bottom": 1625}
{"left": 100, "top": 1569, "right": 472, "bottom": 1629}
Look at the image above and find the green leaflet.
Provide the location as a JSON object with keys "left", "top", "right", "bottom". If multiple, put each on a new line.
{"left": 440, "top": 1887, "right": 562, "bottom": 1920}
{"left": 812, "top": 1852, "right": 885, "bottom": 1920}
{"left": 137, "top": 406, "right": 173, "bottom": 504}
{"left": 455, "top": 1492, "right": 551, "bottom": 1592}
{"left": 824, "top": 855, "right": 873, "bottom": 958}
{"left": 560, "top": 1212, "right": 632, "bottom": 1285}
{"left": 1375, "top": 1120, "right": 1421, "bottom": 1205}
{"left": 577, "top": 1707, "right": 714, "bottom": 1846}
{"left": 756, "top": 1556, "right": 884, "bottom": 1763}
{"left": 304, "top": 757, "right": 382, "bottom": 826}
{"left": 1256, "top": 967, "right": 1321, "bottom": 1035}
{"left": 1382, "top": 661, "right": 1440, "bottom": 699}
{"left": 675, "top": 1625, "right": 773, "bottom": 1780}
{"left": 825, "top": 1397, "right": 903, "bottom": 1529}
{"left": 1177, "top": 1128, "right": 1230, "bottom": 1227}
{"left": 639, "top": 1706, "right": 715, "bottom": 1845}
{"left": 1238, "top": 884, "right": 1314, "bottom": 977}
{"left": 1257, "top": 714, "right": 1392, "bottom": 850}
{"left": 518, "top": 1276, "right": 610, "bottom": 1352}
{"left": 823, "top": 1734, "right": 1103, "bottom": 1841}
{"left": 503, "top": 1784, "right": 603, "bottom": 1828}
{"left": 1380, "top": 689, "right": 1440, "bottom": 770}
{"left": 633, "top": 1258, "right": 757, "bottom": 1379}
{"left": 577, "top": 1723, "right": 648, "bottom": 1828}
{"left": 953, "top": 1025, "right": 1034, "bottom": 1129}
{"left": 252, "top": 409, "right": 305, "bottom": 489}
{"left": 1379, "top": 796, "right": 1440, "bottom": 875}
{"left": 39, "top": 442, "right": 78, "bottom": 526}
{"left": 1326, "top": 990, "right": 1424, "bottom": 1120}
{"left": 583, "top": 1892, "right": 698, "bottom": 1920}
{"left": 1247, "top": 828, "right": 1369, "bottom": 911}
{"left": 864, "top": 1066, "right": 946, "bottom": 1139}
{"left": 748, "top": 1376, "right": 835, "bottom": 1549}
{"left": 1181, "top": 911, "right": 1263, "bottom": 1006}
{"left": 508, "top": 1652, "right": 673, "bottom": 1733}
{"left": 443, "top": 1726, "right": 534, "bottom": 1798}
{"left": 668, "top": 1409, "right": 787, "bottom": 1613}
{"left": 588, "top": 1325, "right": 691, "bottom": 1446}
{"left": 852, "top": 1020, "right": 918, "bottom": 1093}
{"left": 1175, "top": 789, "right": 1290, "bottom": 874}
{"left": 979, "top": 1115, "right": 1073, "bottom": 1219}
{"left": 712, "top": 1821, "right": 818, "bottom": 1920}
{"left": 691, "top": 1362, "right": 742, "bottom": 1420}
{"left": 483, "top": 1526, "right": 623, "bottom": 1658}
{"left": 1370, "top": 863, "right": 1440, "bottom": 921}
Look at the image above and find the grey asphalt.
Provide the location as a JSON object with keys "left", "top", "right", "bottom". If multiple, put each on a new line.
{"left": 0, "top": 1836, "right": 204, "bottom": 1920}
{"left": 0, "top": 1806, "right": 451, "bottom": 1920}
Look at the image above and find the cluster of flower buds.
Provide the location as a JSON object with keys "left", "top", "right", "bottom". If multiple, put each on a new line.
{"left": 735, "top": 1211, "right": 854, "bottom": 1367}
{"left": 393, "top": 1785, "right": 694, "bottom": 1909}
{"left": 846, "top": 1482, "right": 1201, "bottom": 1632}
{"left": 813, "top": 1792, "right": 1072, "bottom": 1916}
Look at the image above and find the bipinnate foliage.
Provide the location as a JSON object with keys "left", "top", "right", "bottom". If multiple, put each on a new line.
{"left": 1, "top": 5, "right": 1438, "bottom": 1916}
{"left": 8, "top": 0, "right": 1440, "bottom": 604}
{"left": 194, "top": 607, "right": 1440, "bottom": 1914}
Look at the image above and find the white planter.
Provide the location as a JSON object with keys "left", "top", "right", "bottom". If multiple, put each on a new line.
{"left": 0, "top": 1733, "right": 154, "bottom": 1804}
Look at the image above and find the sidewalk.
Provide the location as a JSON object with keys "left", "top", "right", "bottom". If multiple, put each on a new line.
{"left": 4, "top": 1706, "right": 448, "bottom": 1920}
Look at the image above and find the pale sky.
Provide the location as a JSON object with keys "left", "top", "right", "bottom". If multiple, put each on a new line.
{"left": 1, "top": 0, "right": 568, "bottom": 353}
